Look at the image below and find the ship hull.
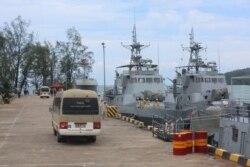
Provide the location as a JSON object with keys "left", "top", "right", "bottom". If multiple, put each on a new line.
{"left": 116, "top": 102, "right": 192, "bottom": 125}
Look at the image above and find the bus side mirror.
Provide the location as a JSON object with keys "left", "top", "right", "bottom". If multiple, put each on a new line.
{"left": 49, "top": 107, "right": 53, "bottom": 112}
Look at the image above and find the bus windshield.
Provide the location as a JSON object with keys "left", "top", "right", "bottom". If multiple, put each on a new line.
{"left": 62, "top": 98, "right": 99, "bottom": 115}
{"left": 41, "top": 88, "right": 49, "bottom": 92}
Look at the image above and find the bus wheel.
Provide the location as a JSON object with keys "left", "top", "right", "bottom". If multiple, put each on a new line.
{"left": 57, "top": 134, "right": 64, "bottom": 143}
{"left": 90, "top": 136, "right": 96, "bottom": 143}
{"left": 53, "top": 128, "right": 57, "bottom": 136}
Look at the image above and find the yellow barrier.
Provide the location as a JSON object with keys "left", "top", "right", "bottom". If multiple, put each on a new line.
{"left": 147, "top": 126, "right": 153, "bottom": 131}
{"left": 229, "top": 153, "right": 241, "bottom": 163}
{"left": 130, "top": 119, "right": 135, "bottom": 123}
{"left": 107, "top": 106, "right": 118, "bottom": 117}
{"left": 247, "top": 159, "right": 250, "bottom": 166}
{"left": 122, "top": 116, "right": 126, "bottom": 121}
{"left": 116, "top": 113, "right": 121, "bottom": 119}
{"left": 215, "top": 148, "right": 226, "bottom": 157}
{"left": 138, "top": 122, "right": 144, "bottom": 127}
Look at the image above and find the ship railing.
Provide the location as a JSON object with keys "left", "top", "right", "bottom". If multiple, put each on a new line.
{"left": 176, "top": 66, "right": 219, "bottom": 74}
{"left": 221, "top": 101, "right": 250, "bottom": 124}
{"left": 222, "top": 98, "right": 250, "bottom": 118}
{"left": 221, "top": 114, "right": 250, "bottom": 124}
{"left": 122, "top": 70, "right": 158, "bottom": 75}
{"left": 191, "top": 113, "right": 227, "bottom": 120}
{"left": 152, "top": 114, "right": 191, "bottom": 141}
{"left": 152, "top": 115, "right": 175, "bottom": 141}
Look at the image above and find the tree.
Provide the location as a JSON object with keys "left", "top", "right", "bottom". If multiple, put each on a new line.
{"left": 0, "top": 33, "right": 4, "bottom": 48}
{"left": 1, "top": 15, "right": 33, "bottom": 91}
{"left": 19, "top": 43, "right": 34, "bottom": 93}
{"left": 28, "top": 42, "right": 51, "bottom": 89}
{"left": 45, "top": 41, "right": 58, "bottom": 85}
{"left": 0, "top": 32, "right": 17, "bottom": 102}
{"left": 225, "top": 68, "right": 250, "bottom": 85}
{"left": 56, "top": 27, "right": 93, "bottom": 90}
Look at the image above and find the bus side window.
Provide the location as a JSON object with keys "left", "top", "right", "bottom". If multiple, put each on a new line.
{"left": 53, "top": 97, "right": 61, "bottom": 114}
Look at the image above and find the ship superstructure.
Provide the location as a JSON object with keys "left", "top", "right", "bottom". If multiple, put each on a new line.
{"left": 73, "top": 53, "right": 98, "bottom": 92}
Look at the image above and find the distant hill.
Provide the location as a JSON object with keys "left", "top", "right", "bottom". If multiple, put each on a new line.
{"left": 225, "top": 68, "right": 250, "bottom": 85}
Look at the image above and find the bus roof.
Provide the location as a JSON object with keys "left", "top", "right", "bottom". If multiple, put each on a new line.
{"left": 55, "top": 89, "right": 97, "bottom": 98}
{"left": 40, "top": 86, "right": 50, "bottom": 89}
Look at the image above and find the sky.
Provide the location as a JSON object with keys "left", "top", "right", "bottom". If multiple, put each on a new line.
{"left": 0, "top": 0, "right": 250, "bottom": 85}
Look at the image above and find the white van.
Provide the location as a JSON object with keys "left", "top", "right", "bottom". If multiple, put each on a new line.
{"left": 40, "top": 86, "right": 50, "bottom": 98}
{"left": 49, "top": 89, "right": 101, "bottom": 143}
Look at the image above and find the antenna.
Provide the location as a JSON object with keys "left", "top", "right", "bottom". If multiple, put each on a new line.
{"left": 132, "top": 24, "right": 137, "bottom": 43}
{"left": 218, "top": 48, "right": 220, "bottom": 73}
{"left": 132, "top": 8, "right": 137, "bottom": 43}
{"left": 121, "top": 10, "right": 150, "bottom": 69}
{"left": 133, "top": 8, "right": 136, "bottom": 25}
{"left": 190, "top": 27, "right": 194, "bottom": 46}
{"left": 157, "top": 43, "right": 159, "bottom": 72}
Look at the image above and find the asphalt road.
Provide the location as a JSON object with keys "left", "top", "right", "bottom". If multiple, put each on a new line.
{"left": 0, "top": 95, "right": 240, "bottom": 167}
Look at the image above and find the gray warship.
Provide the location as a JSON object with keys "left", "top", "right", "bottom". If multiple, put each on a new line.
{"left": 73, "top": 54, "right": 98, "bottom": 92}
{"left": 105, "top": 24, "right": 168, "bottom": 124}
{"left": 167, "top": 29, "right": 229, "bottom": 132}
{"left": 170, "top": 28, "right": 228, "bottom": 110}
{"left": 163, "top": 29, "right": 232, "bottom": 142}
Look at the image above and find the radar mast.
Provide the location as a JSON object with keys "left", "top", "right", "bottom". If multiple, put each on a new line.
{"left": 182, "top": 28, "right": 206, "bottom": 72}
{"left": 121, "top": 23, "right": 149, "bottom": 70}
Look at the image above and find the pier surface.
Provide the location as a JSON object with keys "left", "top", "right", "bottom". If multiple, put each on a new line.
{"left": 0, "top": 95, "right": 240, "bottom": 167}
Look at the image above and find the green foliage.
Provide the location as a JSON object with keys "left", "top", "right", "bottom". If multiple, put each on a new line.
{"left": 0, "top": 80, "right": 14, "bottom": 104}
{"left": 0, "top": 33, "right": 4, "bottom": 48}
{"left": 55, "top": 27, "right": 94, "bottom": 90}
{"left": 225, "top": 68, "right": 250, "bottom": 85}
{"left": 0, "top": 15, "right": 33, "bottom": 92}
{"left": 0, "top": 16, "right": 94, "bottom": 100}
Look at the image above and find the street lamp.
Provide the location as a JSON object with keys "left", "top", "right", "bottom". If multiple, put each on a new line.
{"left": 101, "top": 42, "right": 106, "bottom": 99}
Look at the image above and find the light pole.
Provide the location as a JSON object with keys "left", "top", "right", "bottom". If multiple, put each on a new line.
{"left": 101, "top": 42, "right": 106, "bottom": 99}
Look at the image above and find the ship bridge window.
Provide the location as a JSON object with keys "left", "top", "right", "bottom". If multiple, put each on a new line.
{"left": 232, "top": 127, "right": 238, "bottom": 142}
{"left": 218, "top": 78, "right": 224, "bottom": 83}
{"left": 190, "top": 76, "right": 194, "bottom": 82}
{"left": 130, "top": 78, "right": 137, "bottom": 83}
{"left": 205, "top": 78, "right": 211, "bottom": 83}
{"left": 212, "top": 78, "right": 217, "bottom": 83}
{"left": 154, "top": 78, "right": 160, "bottom": 83}
{"left": 196, "top": 78, "right": 200, "bottom": 83}
{"left": 139, "top": 78, "right": 145, "bottom": 83}
{"left": 201, "top": 78, "right": 204, "bottom": 82}
{"left": 146, "top": 78, "right": 153, "bottom": 83}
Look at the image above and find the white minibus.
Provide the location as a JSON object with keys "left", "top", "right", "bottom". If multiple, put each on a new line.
{"left": 49, "top": 89, "right": 101, "bottom": 143}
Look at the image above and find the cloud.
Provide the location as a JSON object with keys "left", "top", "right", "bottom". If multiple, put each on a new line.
{"left": 1, "top": 0, "right": 250, "bottom": 85}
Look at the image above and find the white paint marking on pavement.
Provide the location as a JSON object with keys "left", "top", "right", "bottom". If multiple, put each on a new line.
{"left": 0, "top": 104, "right": 26, "bottom": 150}
{"left": 22, "top": 162, "right": 95, "bottom": 167}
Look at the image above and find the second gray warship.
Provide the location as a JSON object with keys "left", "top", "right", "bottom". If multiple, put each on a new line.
{"left": 170, "top": 29, "right": 229, "bottom": 138}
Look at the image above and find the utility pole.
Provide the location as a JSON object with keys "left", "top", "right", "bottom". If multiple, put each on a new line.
{"left": 101, "top": 42, "right": 106, "bottom": 99}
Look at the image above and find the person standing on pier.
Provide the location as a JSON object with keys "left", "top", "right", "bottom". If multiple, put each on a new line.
{"left": 101, "top": 100, "right": 108, "bottom": 119}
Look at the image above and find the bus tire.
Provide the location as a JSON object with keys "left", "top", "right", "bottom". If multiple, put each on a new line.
{"left": 53, "top": 128, "right": 57, "bottom": 136}
{"left": 57, "top": 133, "right": 64, "bottom": 143}
{"left": 90, "top": 136, "right": 96, "bottom": 143}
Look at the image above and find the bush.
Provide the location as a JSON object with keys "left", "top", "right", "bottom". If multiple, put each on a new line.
{"left": 0, "top": 81, "right": 14, "bottom": 104}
